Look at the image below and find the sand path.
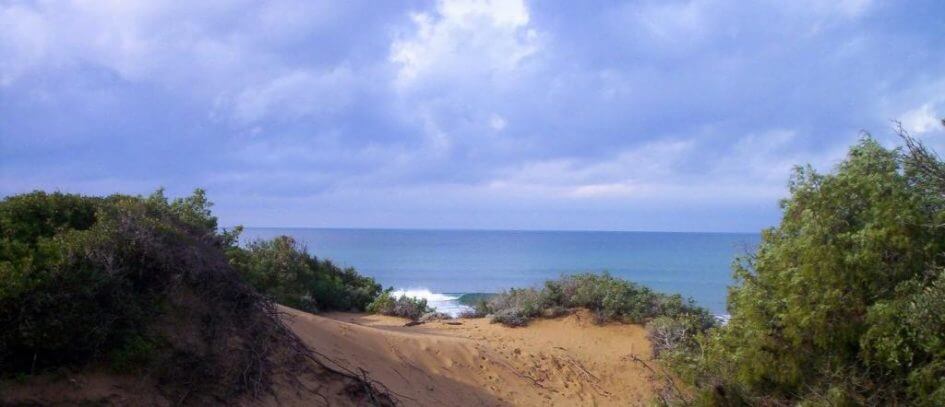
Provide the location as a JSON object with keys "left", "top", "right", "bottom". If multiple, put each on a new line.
{"left": 281, "top": 306, "right": 660, "bottom": 406}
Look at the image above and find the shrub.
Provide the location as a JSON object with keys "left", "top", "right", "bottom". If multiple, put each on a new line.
{"left": 0, "top": 191, "right": 204, "bottom": 373}
{"left": 366, "top": 291, "right": 431, "bottom": 321}
{"left": 1, "top": 190, "right": 271, "bottom": 375}
{"left": 646, "top": 315, "right": 706, "bottom": 358}
{"left": 672, "top": 138, "right": 945, "bottom": 405}
{"left": 490, "top": 308, "right": 531, "bottom": 327}
{"left": 484, "top": 273, "right": 714, "bottom": 328}
{"left": 229, "top": 236, "right": 382, "bottom": 312}
{"left": 0, "top": 188, "right": 360, "bottom": 403}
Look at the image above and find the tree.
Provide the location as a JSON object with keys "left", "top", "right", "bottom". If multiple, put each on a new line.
{"left": 690, "top": 138, "right": 945, "bottom": 405}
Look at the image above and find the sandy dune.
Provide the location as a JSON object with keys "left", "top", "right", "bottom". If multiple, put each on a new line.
{"left": 0, "top": 308, "right": 662, "bottom": 406}
{"left": 282, "top": 306, "right": 661, "bottom": 406}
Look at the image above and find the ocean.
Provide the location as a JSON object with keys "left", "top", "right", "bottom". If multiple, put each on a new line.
{"left": 241, "top": 228, "right": 760, "bottom": 316}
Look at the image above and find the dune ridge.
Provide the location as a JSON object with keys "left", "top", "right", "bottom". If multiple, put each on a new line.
{"left": 283, "top": 306, "right": 662, "bottom": 406}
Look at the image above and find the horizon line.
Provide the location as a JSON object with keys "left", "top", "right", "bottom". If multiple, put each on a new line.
{"left": 236, "top": 225, "right": 762, "bottom": 235}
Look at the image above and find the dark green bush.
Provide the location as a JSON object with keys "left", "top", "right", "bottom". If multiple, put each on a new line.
{"left": 0, "top": 189, "right": 233, "bottom": 374}
{"left": 229, "top": 235, "right": 382, "bottom": 312}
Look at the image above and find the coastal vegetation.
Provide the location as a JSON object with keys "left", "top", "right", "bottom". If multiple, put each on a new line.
{"left": 660, "top": 135, "right": 945, "bottom": 405}
{"left": 229, "top": 234, "right": 383, "bottom": 313}
{"left": 5, "top": 131, "right": 945, "bottom": 405}
{"left": 366, "top": 290, "right": 432, "bottom": 320}
{"left": 477, "top": 273, "right": 715, "bottom": 329}
{"left": 0, "top": 189, "right": 393, "bottom": 404}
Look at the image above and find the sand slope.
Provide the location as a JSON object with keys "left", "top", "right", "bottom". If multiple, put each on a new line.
{"left": 0, "top": 308, "right": 661, "bottom": 406}
{"left": 282, "top": 306, "right": 660, "bottom": 406}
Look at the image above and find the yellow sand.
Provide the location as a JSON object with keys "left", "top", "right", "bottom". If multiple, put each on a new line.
{"left": 282, "top": 306, "right": 660, "bottom": 406}
{"left": 0, "top": 307, "right": 662, "bottom": 406}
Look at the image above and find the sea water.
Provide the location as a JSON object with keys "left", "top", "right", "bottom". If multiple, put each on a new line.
{"left": 241, "top": 228, "right": 760, "bottom": 317}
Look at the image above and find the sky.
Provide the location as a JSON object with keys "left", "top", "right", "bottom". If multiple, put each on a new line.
{"left": 1, "top": 0, "right": 944, "bottom": 232}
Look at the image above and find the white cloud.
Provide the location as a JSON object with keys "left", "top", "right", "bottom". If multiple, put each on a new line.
{"left": 901, "top": 103, "right": 943, "bottom": 135}
{"left": 487, "top": 140, "right": 696, "bottom": 200}
{"left": 482, "top": 129, "right": 849, "bottom": 204}
{"left": 227, "top": 68, "right": 355, "bottom": 124}
{"left": 0, "top": 1, "right": 367, "bottom": 124}
{"left": 389, "top": 0, "right": 540, "bottom": 88}
{"left": 632, "top": 0, "right": 709, "bottom": 45}
{"left": 0, "top": 4, "right": 51, "bottom": 85}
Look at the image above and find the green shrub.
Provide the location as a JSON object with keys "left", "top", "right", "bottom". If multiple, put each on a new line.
{"left": 483, "top": 273, "right": 713, "bottom": 328}
{"left": 671, "top": 138, "right": 945, "bottom": 405}
{"left": 0, "top": 189, "right": 234, "bottom": 375}
{"left": 366, "top": 291, "right": 431, "bottom": 320}
{"left": 229, "top": 236, "right": 382, "bottom": 312}
{"left": 860, "top": 270, "right": 945, "bottom": 405}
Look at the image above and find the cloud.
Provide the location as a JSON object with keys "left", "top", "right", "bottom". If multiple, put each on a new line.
{"left": 0, "top": 4, "right": 50, "bottom": 85}
{"left": 901, "top": 103, "right": 944, "bottom": 136}
{"left": 2, "top": 0, "right": 943, "bottom": 232}
{"left": 224, "top": 68, "right": 356, "bottom": 125}
{"left": 390, "top": 0, "right": 540, "bottom": 89}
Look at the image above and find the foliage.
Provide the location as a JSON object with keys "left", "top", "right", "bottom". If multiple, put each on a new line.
{"left": 482, "top": 273, "right": 714, "bottom": 328}
{"left": 646, "top": 315, "right": 708, "bottom": 359}
{"left": 366, "top": 291, "right": 432, "bottom": 321}
{"left": 673, "top": 138, "right": 945, "bottom": 405}
{"left": 0, "top": 190, "right": 223, "bottom": 374}
{"left": 228, "top": 235, "right": 382, "bottom": 312}
{"left": 861, "top": 270, "right": 945, "bottom": 405}
{"left": 0, "top": 188, "right": 389, "bottom": 403}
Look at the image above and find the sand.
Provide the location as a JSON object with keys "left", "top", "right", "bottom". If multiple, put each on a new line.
{"left": 282, "top": 306, "right": 661, "bottom": 406}
{"left": 0, "top": 308, "right": 663, "bottom": 406}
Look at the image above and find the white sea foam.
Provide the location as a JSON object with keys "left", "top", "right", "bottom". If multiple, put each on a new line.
{"left": 391, "top": 288, "right": 471, "bottom": 317}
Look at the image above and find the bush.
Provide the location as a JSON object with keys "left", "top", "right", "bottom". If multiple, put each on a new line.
{"left": 0, "top": 190, "right": 220, "bottom": 374}
{"left": 483, "top": 273, "right": 714, "bottom": 328}
{"left": 0, "top": 188, "right": 353, "bottom": 403}
{"left": 491, "top": 308, "right": 531, "bottom": 327}
{"left": 366, "top": 291, "right": 431, "bottom": 321}
{"left": 646, "top": 315, "right": 705, "bottom": 358}
{"left": 229, "top": 236, "right": 382, "bottom": 312}
{"left": 671, "top": 138, "right": 945, "bottom": 405}
{"left": 0, "top": 190, "right": 272, "bottom": 375}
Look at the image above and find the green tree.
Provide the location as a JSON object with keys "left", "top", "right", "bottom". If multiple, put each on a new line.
{"left": 691, "top": 138, "right": 945, "bottom": 405}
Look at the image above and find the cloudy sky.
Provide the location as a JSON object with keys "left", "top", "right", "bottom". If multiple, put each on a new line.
{"left": 2, "top": 0, "right": 943, "bottom": 232}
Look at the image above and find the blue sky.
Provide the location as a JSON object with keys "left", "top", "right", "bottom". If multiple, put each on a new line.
{"left": 1, "top": 0, "right": 943, "bottom": 232}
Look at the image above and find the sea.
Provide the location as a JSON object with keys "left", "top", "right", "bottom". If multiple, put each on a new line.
{"left": 241, "top": 228, "right": 760, "bottom": 317}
